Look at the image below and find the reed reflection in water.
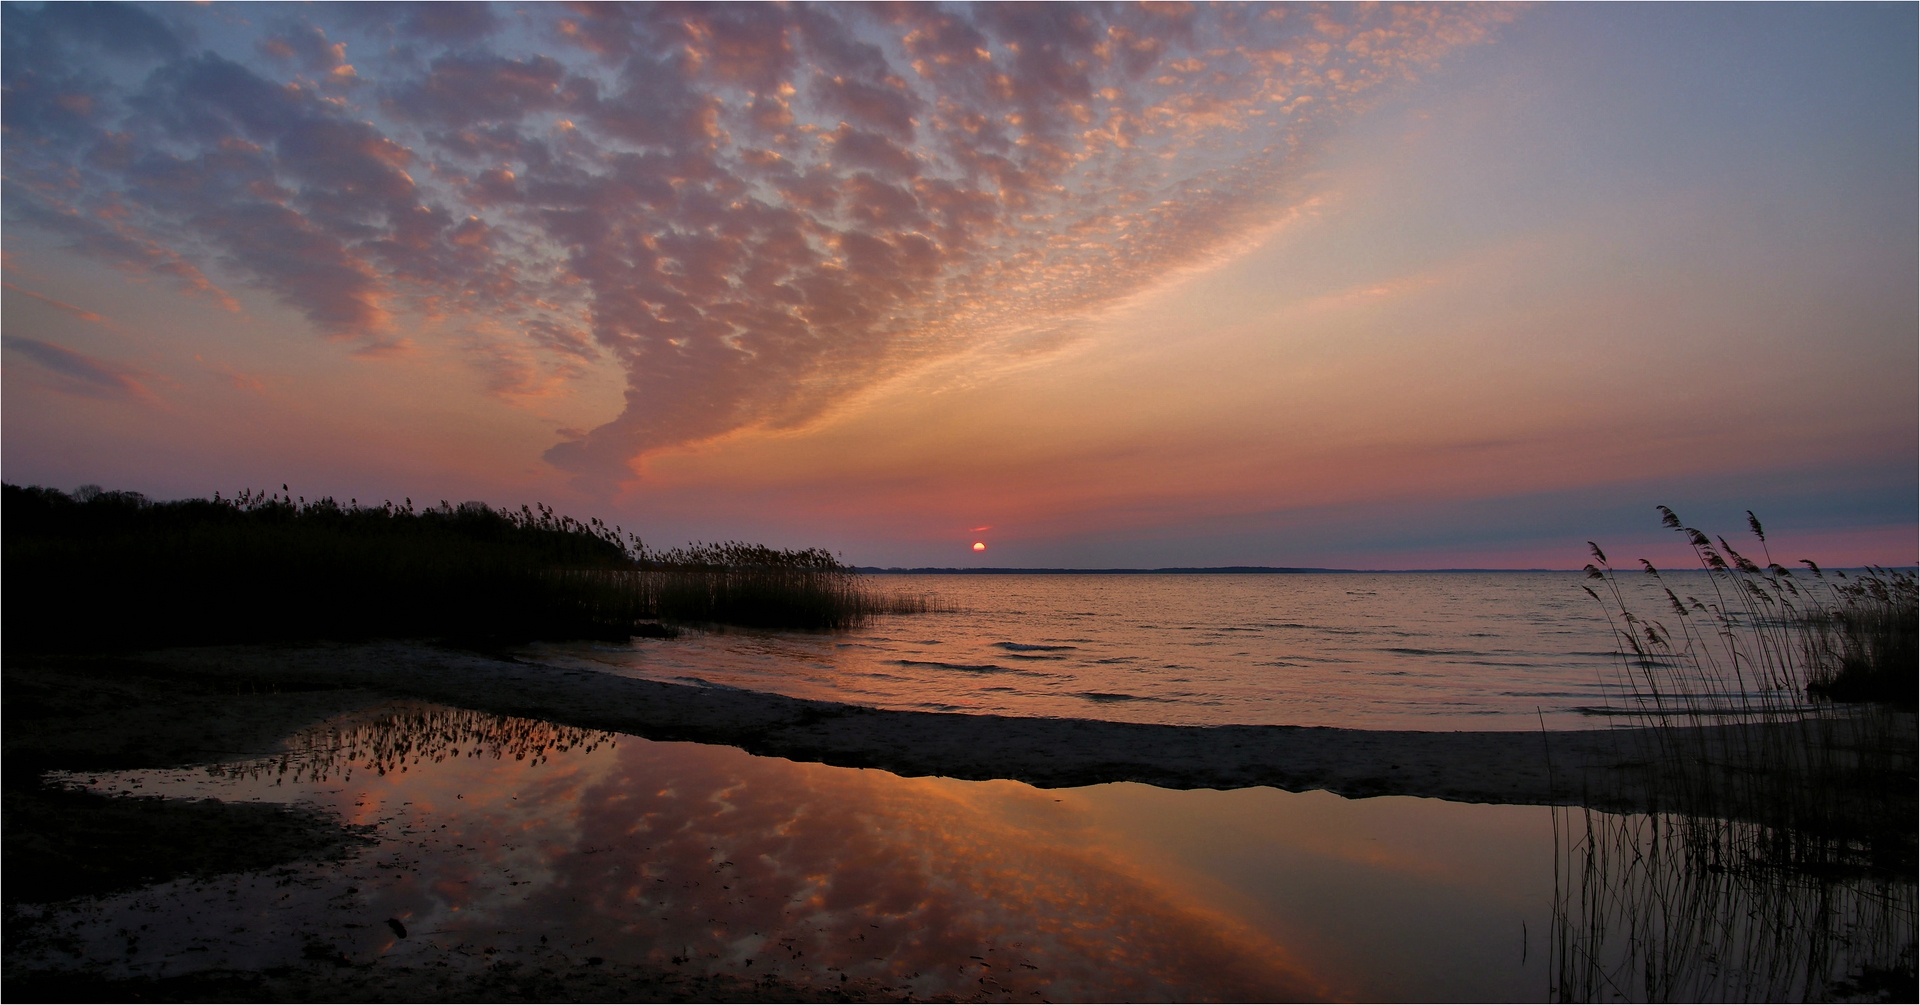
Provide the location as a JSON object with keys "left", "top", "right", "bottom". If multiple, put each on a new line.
{"left": 1551, "top": 804, "right": 1916, "bottom": 1002}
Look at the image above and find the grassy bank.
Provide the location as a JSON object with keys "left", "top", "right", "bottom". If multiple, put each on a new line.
{"left": 2, "top": 484, "right": 929, "bottom": 649}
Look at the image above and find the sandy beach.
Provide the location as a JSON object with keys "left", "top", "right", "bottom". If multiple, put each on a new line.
{"left": 142, "top": 640, "right": 1647, "bottom": 804}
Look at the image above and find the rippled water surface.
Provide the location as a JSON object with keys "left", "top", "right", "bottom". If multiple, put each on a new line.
{"left": 530, "top": 572, "right": 1640, "bottom": 729}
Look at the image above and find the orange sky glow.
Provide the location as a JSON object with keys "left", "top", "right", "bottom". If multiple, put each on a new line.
{"left": 3, "top": 3, "right": 1913, "bottom": 568}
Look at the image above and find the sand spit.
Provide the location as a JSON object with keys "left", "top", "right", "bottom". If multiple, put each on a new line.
{"left": 143, "top": 640, "right": 1675, "bottom": 808}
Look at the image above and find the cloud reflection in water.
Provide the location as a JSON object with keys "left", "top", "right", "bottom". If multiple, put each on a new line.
{"left": 170, "top": 702, "right": 1324, "bottom": 1000}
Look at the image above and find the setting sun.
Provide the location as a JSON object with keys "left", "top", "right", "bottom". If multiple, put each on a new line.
{"left": 973, "top": 542, "right": 987, "bottom": 552}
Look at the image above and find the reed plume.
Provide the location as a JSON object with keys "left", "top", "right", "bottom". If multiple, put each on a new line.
{"left": 1555, "top": 508, "right": 1916, "bottom": 1002}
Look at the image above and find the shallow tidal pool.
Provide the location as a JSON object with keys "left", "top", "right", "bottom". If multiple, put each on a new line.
{"left": 36, "top": 700, "right": 1556, "bottom": 1002}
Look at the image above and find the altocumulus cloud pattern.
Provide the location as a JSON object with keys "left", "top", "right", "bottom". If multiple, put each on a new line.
{"left": 3, "top": 2, "right": 1506, "bottom": 488}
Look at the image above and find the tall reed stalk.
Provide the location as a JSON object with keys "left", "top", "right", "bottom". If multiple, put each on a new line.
{"left": 1553, "top": 508, "right": 1916, "bottom": 1002}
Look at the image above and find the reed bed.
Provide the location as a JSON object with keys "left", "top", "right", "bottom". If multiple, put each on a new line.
{"left": 1554, "top": 508, "right": 1917, "bottom": 1002}
{"left": 3, "top": 483, "right": 932, "bottom": 648}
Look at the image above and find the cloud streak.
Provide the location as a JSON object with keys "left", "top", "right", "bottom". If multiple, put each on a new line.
{"left": 2, "top": 334, "right": 158, "bottom": 403}
{"left": 3, "top": 281, "right": 108, "bottom": 322}
{"left": 1, "top": 2, "right": 1509, "bottom": 490}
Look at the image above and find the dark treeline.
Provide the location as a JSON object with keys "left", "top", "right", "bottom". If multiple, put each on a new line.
{"left": 3, "top": 484, "right": 926, "bottom": 650}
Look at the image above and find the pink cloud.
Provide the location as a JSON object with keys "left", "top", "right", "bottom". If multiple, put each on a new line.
{"left": 1, "top": 2, "right": 1511, "bottom": 493}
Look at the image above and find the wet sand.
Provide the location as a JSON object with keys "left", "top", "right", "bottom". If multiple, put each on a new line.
{"left": 134, "top": 640, "right": 1679, "bottom": 807}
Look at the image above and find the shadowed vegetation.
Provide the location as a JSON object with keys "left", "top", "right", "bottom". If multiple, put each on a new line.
{"left": 1802, "top": 569, "right": 1918, "bottom": 708}
{"left": 2, "top": 484, "right": 932, "bottom": 650}
{"left": 1555, "top": 509, "right": 1916, "bottom": 1002}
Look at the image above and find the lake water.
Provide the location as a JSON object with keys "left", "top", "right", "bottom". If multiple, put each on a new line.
{"left": 528, "top": 572, "right": 1647, "bottom": 730}
{"left": 42, "top": 702, "right": 1556, "bottom": 1002}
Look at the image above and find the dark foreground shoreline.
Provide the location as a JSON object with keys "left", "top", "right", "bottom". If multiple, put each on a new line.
{"left": 16, "top": 640, "right": 1811, "bottom": 807}
{"left": 156, "top": 641, "right": 1920, "bottom": 812}
{"left": 164, "top": 641, "right": 1643, "bottom": 802}
{"left": 7, "top": 642, "right": 1912, "bottom": 1002}
{"left": 18, "top": 645, "right": 1873, "bottom": 810}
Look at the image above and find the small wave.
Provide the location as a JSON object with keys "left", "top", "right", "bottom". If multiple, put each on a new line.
{"left": 992, "top": 642, "right": 1079, "bottom": 651}
{"left": 671, "top": 675, "right": 746, "bottom": 691}
{"left": 895, "top": 659, "right": 1061, "bottom": 677}
{"left": 1261, "top": 623, "right": 1367, "bottom": 635}
{"left": 1076, "top": 691, "right": 1175, "bottom": 704}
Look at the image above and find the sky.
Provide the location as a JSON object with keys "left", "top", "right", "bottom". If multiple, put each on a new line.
{"left": 3, "top": 1, "right": 1914, "bottom": 569}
